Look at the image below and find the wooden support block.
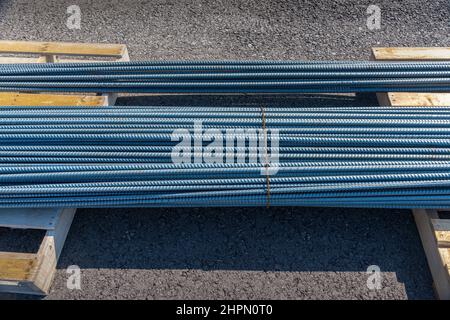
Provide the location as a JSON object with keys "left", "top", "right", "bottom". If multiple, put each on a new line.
{"left": 372, "top": 47, "right": 450, "bottom": 61}
{"left": 0, "top": 252, "right": 37, "bottom": 281}
{"left": 32, "top": 208, "right": 76, "bottom": 294}
{"left": 0, "top": 40, "right": 127, "bottom": 58}
{"left": 0, "top": 92, "right": 106, "bottom": 106}
{"left": 380, "top": 92, "right": 450, "bottom": 107}
{"left": 0, "top": 57, "right": 122, "bottom": 64}
{"left": 0, "top": 41, "right": 130, "bottom": 107}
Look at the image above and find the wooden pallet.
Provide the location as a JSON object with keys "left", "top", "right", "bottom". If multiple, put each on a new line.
{"left": 0, "top": 40, "right": 130, "bottom": 106}
{"left": 372, "top": 47, "right": 450, "bottom": 300}
{"left": 0, "top": 40, "right": 130, "bottom": 295}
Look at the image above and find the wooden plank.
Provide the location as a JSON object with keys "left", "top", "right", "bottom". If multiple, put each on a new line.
{"left": 0, "top": 57, "right": 121, "bottom": 64}
{"left": 0, "top": 92, "right": 106, "bottom": 106}
{"left": 413, "top": 209, "right": 450, "bottom": 300}
{"left": 372, "top": 47, "right": 450, "bottom": 61}
{"left": 0, "top": 41, "right": 126, "bottom": 57}
{"left": 0, "top": 208, "right": 61, "bottom": 230}
{"left": 433, "top": 219, "right": 450, "bottom": 248}
{"left": 0, "top": 252, "right": 37, "bottom": 281}
{"left": 383, "top": 92, "right": 450, "bottom": 107}
{"left": 46, "top": 208, "right": 76, "bottom": 260}
{"left": 30, "top": 208, "right": 76, "bottom": 294}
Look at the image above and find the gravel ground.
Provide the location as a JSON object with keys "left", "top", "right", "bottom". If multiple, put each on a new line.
{"left": 0, "top": 0, "right": 448, "bottom": 300}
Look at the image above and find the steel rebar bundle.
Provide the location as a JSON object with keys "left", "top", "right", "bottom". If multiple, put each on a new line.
{"left": 0, "top": 105, "right": 450, "bottom": 209}
{"left": 1, "top": 60, "right": 450, "bottom": 93}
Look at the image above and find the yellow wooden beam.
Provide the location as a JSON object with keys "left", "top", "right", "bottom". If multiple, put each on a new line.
{"left": 0, "top": 92, "right": 106, "bottom": 106}
{"left": 382, "top": 92, "right": 450, "bottom": 107}
{"left": 0, "top": 252, "right": 37, "bottom": 281}
{"left": 0, "top": 40, "right": 126, "bottom": 57}
{"left": 372, "top": 47, "right": 450, "bottom": 61}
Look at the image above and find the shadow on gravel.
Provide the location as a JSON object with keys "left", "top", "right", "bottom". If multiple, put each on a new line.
{"left": 115, "top": 92, "right": 378, "bottom": 107}
{"left": 60, "top": 207, "right": 431, "bottom": 299}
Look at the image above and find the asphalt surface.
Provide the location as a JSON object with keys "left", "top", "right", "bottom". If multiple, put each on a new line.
{"left": 0, "top": 0, "right": 448, "bottom": 300}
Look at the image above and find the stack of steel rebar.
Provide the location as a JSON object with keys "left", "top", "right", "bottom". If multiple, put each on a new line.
{"left": 0, "top": 105, "right": 448, "bottom": 209}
